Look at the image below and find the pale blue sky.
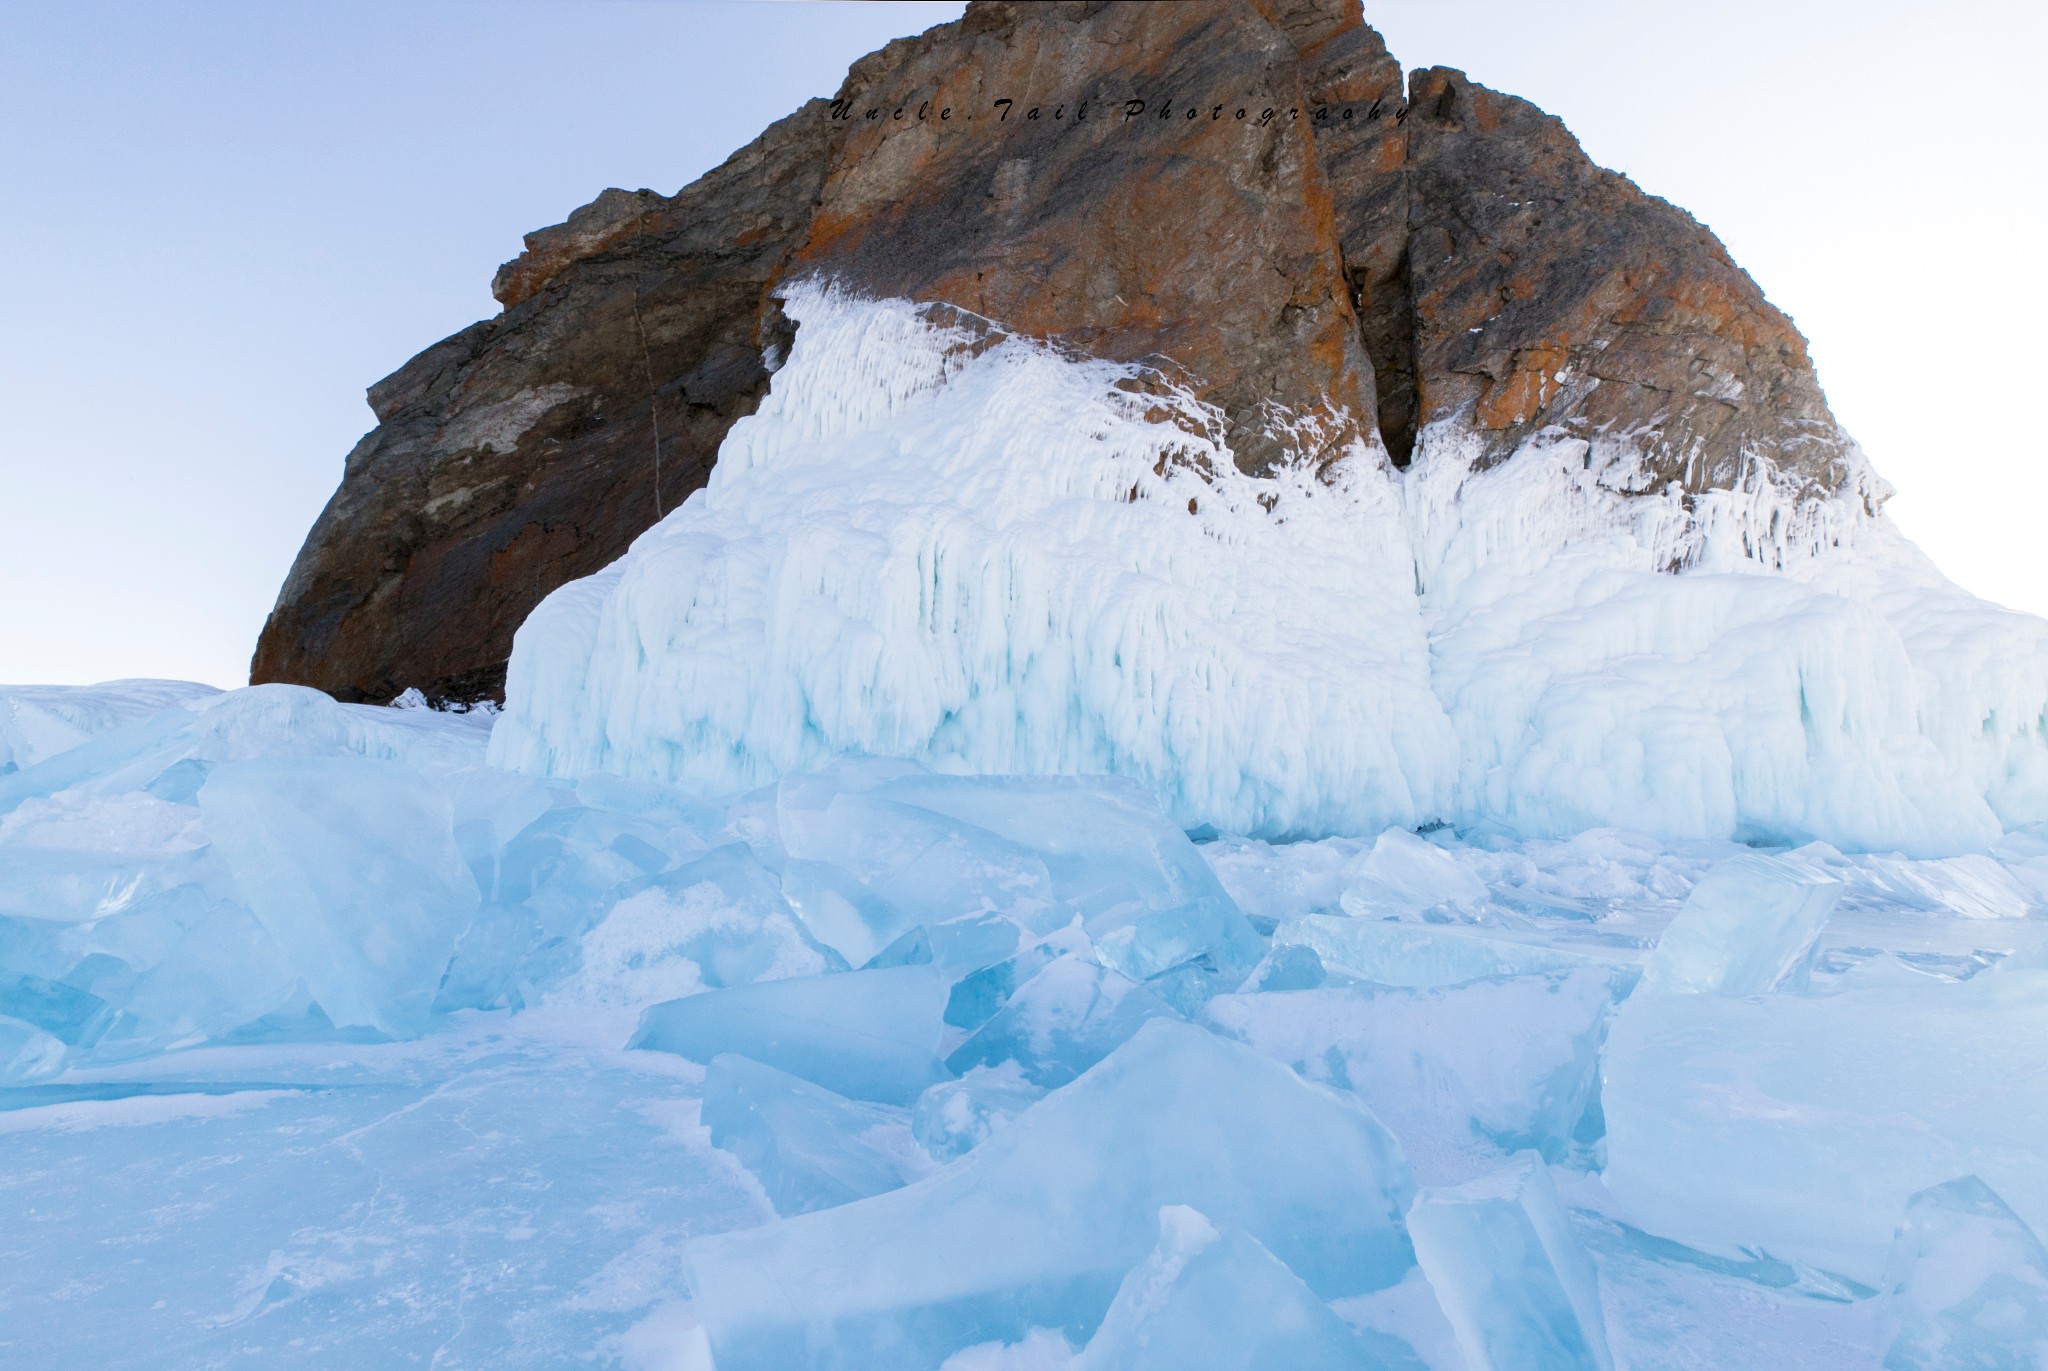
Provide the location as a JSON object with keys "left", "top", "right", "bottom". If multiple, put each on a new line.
{"left": 2, "top": 0, "right": 2040, "bottom": 686}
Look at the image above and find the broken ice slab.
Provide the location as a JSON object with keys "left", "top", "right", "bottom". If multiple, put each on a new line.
{"left": 198, "top": 755, "right": 480, "bottom": 1038}
{"left": 779, "top": 787, "right": 1060, "bottom": 945}
{"left": 1854, "top": 852, "right": 2039, "bottom": 921}
{"left": 943, "top": 926, "right": 1089, "bottom": 1034}
{"left": 1881, "top": 1175, "right": 2048, "bottom": 1370}
{"left": 944, "top": 954, "right": 1182, "bottom": 1089}
{"left": 911, "top": 1063, "right": 1045, "bottom": 1162}
{"left": 686, "top": 1019, "right": 1416, "bottom": 1371}
{"left": 1338, "top": 827, "right": 1488, "bottom": 920}
{"left": 109, "top": 897, "right": 301, "bottom": 1050}
{"left": 547, "top": 843, "right": 839, "bottom": 1014}
{"left": 0, "top": 683, "right": 487, "bottom": 823}
{"left": 863, "top": 911, "right": 1021, "bottom": 976}
{"left": 868, "top": 778, "right": 1277, "bottom": 995}
{"left": 1207, "top": 967, "right": 1619, "bottom": 1181}
{"left": 779, "top": 856, "right": 922, "bottom": 971}
{"left": 1407, "top": 1154, "right": 1614, "bottom": 1371}
{"left": 631, "top": 964, "right": 950, "bottom": 1105}
{"left": 770, "top": 754, "right": 934, "bottom": 860}
{"left": 1075, "top": 1205, "right": 1390, "bottom": 1371}
{"left": 1279, "top": 914, "right": 1626, "bottom": 989}
{"left": 701, "top": 1054, "right": 928, "bottom": 1216}
{"left": 871, "top": 774, "right": 1234, "bottom": 922}
{"left": 1602, "top": 970, "right": 2048, "bottom": 1286}
{"left": 1087, "top": 893, "right": 1265, "bottom": 1005}
{"left": 0, "top": 1014, "right": 65, "bottom": 1083}
{"left": 1645, "top": 852, "right": 1841, "bottom": 995}
{"left": 1239, "top": 940, "right": 1331, "bottom": 992}
{"left": 0, "top": 679, "right": 220, "bottom": 776}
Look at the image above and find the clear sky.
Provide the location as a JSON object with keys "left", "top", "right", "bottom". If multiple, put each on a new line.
{"left": 2, "top": 0, "right": 2040, "bottom": 688}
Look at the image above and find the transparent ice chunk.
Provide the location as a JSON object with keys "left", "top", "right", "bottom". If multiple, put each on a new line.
{"left": 631, "top": 964, "right": 950, "bottom": 1105}
{"left": 1338, "top": 828, "right": 1488, "bottom": 920}
{"left": 1076, "top": 1205, "right": 1385, "bottom": 1371}
{"left": 1280, "top": 915, "right": 1620, "bottom": 989}
{"left": 912, "top": 1063, "right": 1046, "bottom": 1162}
{"left": 1406, "top": 1155, "right": 1613, "bottom": 1371}
{"left": 945, "top": 954, "right": 1182, "bottom": 1089}
{"left": 701, "top": 1053, "right": 928, "bottom": 1216}
{"left": 687, "top": 1019, "right": 1417, "bottom": 1371}
{"left": 1645, "top": 852, "right": 1841, "bottom": 995}
{"left": 197, "top": 755, "right": 480, "bottom": 1037}
{"left": 1881, "top": 1175, "right": 2048, "bottom": 1370}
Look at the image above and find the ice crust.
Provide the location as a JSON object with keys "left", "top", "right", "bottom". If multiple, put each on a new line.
{"left": 492, "top": 284, "right": 2048, "bottom": 856}
{"left": 9, "top": 672, "right": 2048, "bottom": 1360}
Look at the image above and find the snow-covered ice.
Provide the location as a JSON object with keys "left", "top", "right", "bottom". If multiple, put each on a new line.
{"left": 492, "top": 285, "right": 2048, "bottom": 857}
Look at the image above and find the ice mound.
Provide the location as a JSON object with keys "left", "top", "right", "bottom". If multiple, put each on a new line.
{"left": 684, "top": 1019, "right": 1416, "bottom": 1370}
{"left": 490, "top": 284, "right": 2048, "bottom": 855}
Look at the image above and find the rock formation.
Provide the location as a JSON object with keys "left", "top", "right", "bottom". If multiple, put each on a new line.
{"left": 253, "top": 0, "right": 1864, "bottom": 704}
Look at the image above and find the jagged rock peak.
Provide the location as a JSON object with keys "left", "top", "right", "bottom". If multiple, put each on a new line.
{"left": 253, "top": 0, "right": 1865, "bottom": 704}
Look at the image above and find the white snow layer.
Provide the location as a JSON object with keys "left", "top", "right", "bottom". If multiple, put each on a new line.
{"left": 490, "top": 285, "right": 2048, "bottom": 854}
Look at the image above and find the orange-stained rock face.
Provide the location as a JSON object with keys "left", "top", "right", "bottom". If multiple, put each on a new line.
{"left": 253, "top": 0, "right": 1861, "bottom": 705}
{"left": 788, "top": 0, "right": 1380, "bottom": 474}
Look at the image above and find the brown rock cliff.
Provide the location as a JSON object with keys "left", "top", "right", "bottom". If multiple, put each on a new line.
{"left": 253, "top": 0, "right": 1859, "bottom": 704}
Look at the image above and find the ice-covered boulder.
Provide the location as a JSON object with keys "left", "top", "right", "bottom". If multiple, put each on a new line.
{"left": 488, "top": 286, "right": 1456, "bottom": 841}
{"left": 1075, "top": 1206, "right": 1387, "bottom": 1371}
{"left": 1881, "top": 1175, "right": 2048, "bottom": 1370}
{"left": 487, "top": 285, "right": 2048, "bottom": 855}
{"left": 1406, "top": 1155, "right": 1613, "bottom": 1371}
{"left": 684, "top": 1019, "right": 1416, "bottom": 1370}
